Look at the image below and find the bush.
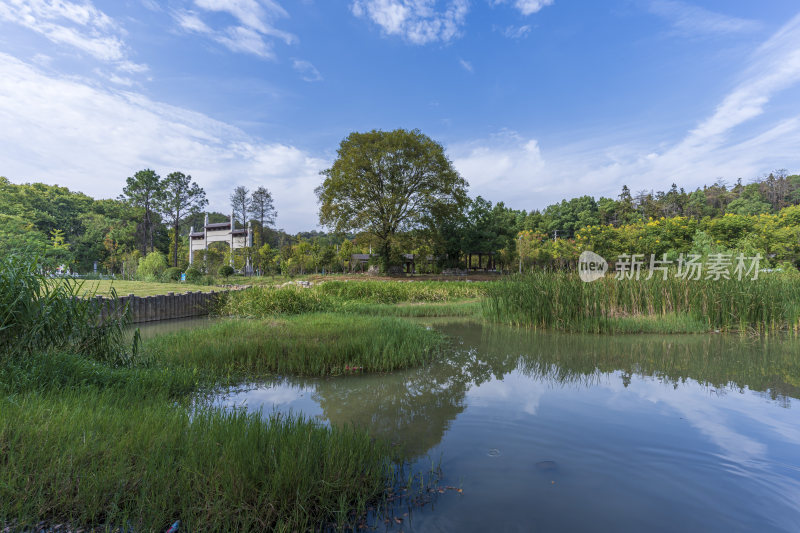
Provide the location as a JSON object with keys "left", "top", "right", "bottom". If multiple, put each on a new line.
{"left": 137, "top": 252, "right": 168, "bottom": 281}
{"left": 162, "top": 267, "right": 182, "bottom": 282}
{"left": 218, "top": 265, "right": 234, "bottom": 278}
{"left": 184, "top": 267, "right": 202, "bottom": 283}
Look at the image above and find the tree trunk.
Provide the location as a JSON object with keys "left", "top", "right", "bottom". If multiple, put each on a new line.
{"left": 379, "top": 239, "right": 392, "bottom": 273}
{"left": 173, "top": 221, "right": 179, "bottom": 267}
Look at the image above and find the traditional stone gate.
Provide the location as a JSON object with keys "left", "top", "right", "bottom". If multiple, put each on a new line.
{"left": 189, "top": 213, "right": 253, "bottom": 269}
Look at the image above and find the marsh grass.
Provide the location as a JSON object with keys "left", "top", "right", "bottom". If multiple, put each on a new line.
{"left": 0, "top": 390, "right": 395, "bottom": 532}
{"left": 0, "top": 254, "right": 444, "bottom": 531}
{"left": 316, "top": 280, "right": 487, "bottom": 303}
{"left": 143, "top": 314, "right": 446, "bottom": 377}
{"left": 339, "top": 299, "right": 483, "bottom": 318}
{"left": 482, "top": 272, "right": 800, "bottom": 333}
{"left": 221, "top": 281, "right": 487, "bottom": 318}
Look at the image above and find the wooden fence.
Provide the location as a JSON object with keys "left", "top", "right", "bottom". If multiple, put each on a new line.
{"left": 92, "top": 291, "right": 225, "bottom": 324}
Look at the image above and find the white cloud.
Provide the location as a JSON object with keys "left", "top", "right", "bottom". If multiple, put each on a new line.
{"left": 0, "top": 53, "right": 327, "bottom": 232}
{"left": 176, "top": 10, "right": 213, "bottom": 33}
{"left": 649, "top": 0, "right": 762, "bottom": 36}
{"left": 492, "top": 0, "right": 553, "bottom": 17}
{"left": 451, "top": 14, "right": 800, "bottom": 211}
{"left": 292, "top": 59, "right": 322, "bottom": 82}
{"left": 502, "top": 24, "right": 531, "bottom": 39}
{"left": 195, "top": 0, "right": 288, "bottom": 33}
{"left": 175, "top": 0, "right": 296, "bottom": 59}
{"left": 0, "top": 0, "right": 144, "bottom": 73}
{"left": 351, "top": 0, "right": 469, "bottom": 45}
{"left": 458, "top": 58, "right": 473, "bottom": 72}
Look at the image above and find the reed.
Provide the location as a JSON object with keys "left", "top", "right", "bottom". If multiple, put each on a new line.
{"left": 221, "top": 281, "right": 487, "bottom": 318}
{"left": 143, "top": 314, "right": 446, "bottom": 378}
{"left": 338, "top": 299, "right": 483, "bottom": 318}
{"left": 0, "top": 253, "right": 131, "bottom": 363}
{"left": 482, "top": 272, "right": 800, "bottom": 333}
{"left": 315, "top": 280, "right": 487, "bottom": 303}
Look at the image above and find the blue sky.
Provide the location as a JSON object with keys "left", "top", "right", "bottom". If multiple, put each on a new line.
{"left": 1, "top": 0, "right": 799, "bottom": 232}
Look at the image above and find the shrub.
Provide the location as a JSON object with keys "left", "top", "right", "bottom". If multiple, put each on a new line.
{"left": 184, "top": 267, "right": 202, "bottom": 283}
{"left": 218, "top": 265, "right": 234, "bottom": 278}
{"left": 162, "top": 267, "right": 182, "bottom": 282}
{"left": 137, "top": 252, "right": 168, "bottom": 281}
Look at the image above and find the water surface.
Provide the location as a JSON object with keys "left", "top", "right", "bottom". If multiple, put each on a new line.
{"left": 211, "top": 322, "right": 800, "bottom": 532}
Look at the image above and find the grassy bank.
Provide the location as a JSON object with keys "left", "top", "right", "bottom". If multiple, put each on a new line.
{"left": 482, "top": 272, "right": 800, "bottom": 333}
{"left": 143, "top": 314, "right": 446, "bottom": 377}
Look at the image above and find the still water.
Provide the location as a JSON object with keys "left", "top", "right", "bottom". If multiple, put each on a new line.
{"left": 207, "top": 320, "right": 800, "bottom": 532}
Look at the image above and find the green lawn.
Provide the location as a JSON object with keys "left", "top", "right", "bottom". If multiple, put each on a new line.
{"left": 77, "top": 280, "right": 226, "bottom": 297}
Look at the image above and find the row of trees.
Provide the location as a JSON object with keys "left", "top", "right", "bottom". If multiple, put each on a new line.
{"left": 120, "top": 169, "right": 207, "bottom": 266}
{"left": 2, "top": 128, "right": 799, "bottom": 276}
{"left": 0, "top": 172, "right": 280, "bottom": 274}
{"left": 314, "top": 129, "right": 800, "bottom": 273}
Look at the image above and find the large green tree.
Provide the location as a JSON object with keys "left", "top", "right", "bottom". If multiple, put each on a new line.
{"left": 249, "top": 186, "right": 277, "bottom": 246}
{"left": 120, "top": 169, "right": 162, "bottom": 254}
{"left": 158, "top": 172, "right": 208, "bottom": 267}
{"left": 316, "top": 129, "right": 468, "bottom": 270}
{"left": 230, "top": 186, "right": 250, "bottom": 228}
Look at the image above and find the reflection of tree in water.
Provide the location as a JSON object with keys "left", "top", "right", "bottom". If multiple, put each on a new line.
{"left": 478, "top": 325, "right": 800, "bottom": 405}
{"left": 294, "top": 327, "right": 521, "bottom": 460}
{"left": 278, "top": 322, "right": 800, "bottom": 462}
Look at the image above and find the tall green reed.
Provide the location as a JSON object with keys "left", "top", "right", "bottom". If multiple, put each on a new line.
{"left": 482, "top": 271, "right": 800, "bottom": 333}
{"left": 0, "top": 253, "right": 132, "bottom": 363}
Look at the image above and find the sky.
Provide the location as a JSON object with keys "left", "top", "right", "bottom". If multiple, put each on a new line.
{"left": 1, "top": 0, "right": 800, "bottom": 232}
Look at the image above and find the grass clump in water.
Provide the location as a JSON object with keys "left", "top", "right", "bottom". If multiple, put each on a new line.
{"left": 143, "top": 314, "right": 446, "bottom": 378}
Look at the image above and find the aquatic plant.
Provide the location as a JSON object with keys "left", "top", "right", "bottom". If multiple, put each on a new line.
{"left": 143, "top": 314, "right": 446, "bottom": 377}
{"left": 481, "top": 272, "right": 800, "bottom": 333}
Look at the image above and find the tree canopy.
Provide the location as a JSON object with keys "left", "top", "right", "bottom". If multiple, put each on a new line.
{"left": 317, "top": 129, "right": 469, "bottom": 270}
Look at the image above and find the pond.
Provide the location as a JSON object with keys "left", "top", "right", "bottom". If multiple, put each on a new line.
{"left": 208, "top": 320, "right": 800, "bottom": 532}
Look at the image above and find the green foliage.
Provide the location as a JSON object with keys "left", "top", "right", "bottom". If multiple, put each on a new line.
{"left": 0, "top": 253, "right": 131, "bottom": 363}
{"left": 144, "top": 315, "right": 445, "bottom": 376}
{"left": 137, "top": 251, "right": 168, "bottom": 280}
{"left": 482, "top": 272, "right": 800, "bottom": 333}
{"left": 224, "top": 286, "right": 335, "bottom": 315}
{"left": 317, "top": 129, "right": 469, "bottom": 271}
{"left": 317, "top": 280, "right": 486, "bottom": 303}
{"left": 218, "top": 265, "right": 234, "bottom": 278}
{"left": 158, "top": 171, "right": 207, "bottom": 267}
{"left": 162, "top": 266, "right": 182, "bottom": 282}
{"left": 223, "top": 281, "right": 486, "bottom": 318}
{"left": 120, "top": 169, "right": 163, "bottom": 254}
{"left": 0, "top": 390, "right": 395, "bottom": 531}
{"left": 184, "top": 267, "right": 203, "bottom": 283}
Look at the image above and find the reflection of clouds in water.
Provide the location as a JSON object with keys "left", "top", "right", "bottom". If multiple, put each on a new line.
{"left": 215, "top": 382, "right": 325, "bottom": 419}
{"left": 467, "top": 373, "right": 546, "bottom": 415}
{"left": 611, "top": 374, "right": 800, "bottom": 463}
